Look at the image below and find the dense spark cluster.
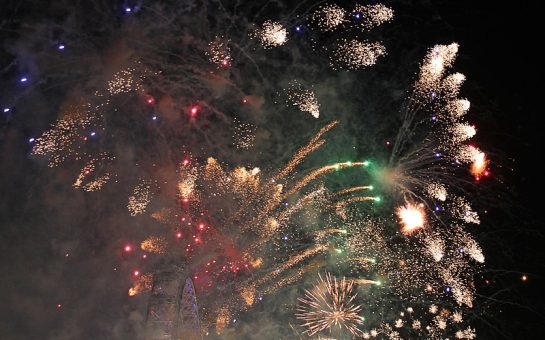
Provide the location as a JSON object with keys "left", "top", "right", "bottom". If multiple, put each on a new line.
{"left": 177, "top": 160, "right": 199, "bottom": 200}
{"left": 296, "top": 273, "right": 364, "bottom": 336}
{"left": 31, "top": 61, "right": 155, "bottom": 194}
{"left": 128, "top": 273, "right": 153, "bottom": 296}
{"left": 413, "top": 43, "right": 460, "bottom": 100}
{"left": 457, "top": 144, "right": 486, "bottom": 164}
{"left": 232, "top": 118, "right": 256, "bottom": 149}
{"left": 425, "top": 236, "right": 445, "bottom": 262}
{"left": 425, "top": 182, "right": 447, "bottom": 201}
{"left": 367, "top": 305, "right": 471, "bottom": 338}
{"left": 449, "top": 196, "right": 480, "bottom": 224}
{"left": 206, "top": 37, "right": 231, "bottom": 68}
{"left": 31, "top": 107, "right": 93, "bottom": 167}
{"left": 330, "top": 40, "right": 386, "bottom": 70}
{"left": 353, "top": 4, "right": 394, "bottom": 30}
{"left": 284, "top": 80, "right": 320, "bottom": 118}
{"left": 72, "top": 155, "right": 114, "bottom": 192}
{"left": 140, "top": 236, "right": 167, "bottom": 254}
{"left": 127, "top": 180, "right": 152, "bottom": 216}
{"left": 456, "top": 327, "right": 476, "bottom": 339}
{"left": 449, "top": 123, "right": 476, "bottom": 144}
{"left": 77, "top": 173, "right": 111, "bottom": 192}
{"left": 252, "top": 21, "right": 288, "bottom": 48}
{"left": 107, "top": 67, "right": 143, "bottom": 95}
{"left": 311, "top": 4, "right": 347, "bottom": 31}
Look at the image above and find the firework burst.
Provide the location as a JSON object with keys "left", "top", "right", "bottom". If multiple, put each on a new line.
{"left": 297, "top": 273, "right": 364, "bottom": 336}
{"left": 11, "top": 2, "right": 496, "bottom": 338}
{"left": 252, "top": 20, "right": 288, "bottom": 48}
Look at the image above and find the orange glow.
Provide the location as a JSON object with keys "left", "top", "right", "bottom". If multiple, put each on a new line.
{"left": 251, "top": 258, "right": 263, "bottom": 268}
{"left": 470, "top": 149, "right": 488, "bottom": 179}
{"left": 397, "top": 202, "right": 425, "bottom": 235}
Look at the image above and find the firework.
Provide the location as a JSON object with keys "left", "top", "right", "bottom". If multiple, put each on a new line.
{"left": 127, "top": 180, "right": 152, "bottom": 216}
{"left": 330, "top": 40, "right": 386, "bottom": 70}
{"left": 449, "top": 196, "right": 480, "bottom": 224}
{"left": 456, "top": 327, "right": 477, "bottom": 339}
{"left": 353, "top": 304, "right": 474, "bottom": 339}
{"left": 470, "top": 149, "right": 488, "bottom": 179}
{"left": 310, "top": 4, "right": 347, "bottom": 31}
{"left": 397, "top": 202, "right": 426, "bottom": 235}
{"left": 425, "top": 182, "right": 447, "bottom": 201}
{"left": 137, "top": 121, "right": 374, "bottom": 330}
{"left": 376, "top": 42, "right": 487, "bottom": 315}
{"left": 413, "top": 43, "right": 459, "bottom": 99}
{"left": 233, "top": 118, "right": 256, "bottom": 149}
{"left": 425, "top": 236, "right": 445, "bottom": 262}
{"left": 253, "top": 21, "right": 288, "bottom": 48}
{"left": 107, "top": 67, "right": 143, "bottom": 95}
{"left": 284, "top": 80, "right": 320, "bottom": 118}
{"left": 206, "top": 36, "right": 231, "bottom": 68}
{"left": 297, "top": 273, "right": 364, "bottom": 336}
{"left": 17, "top": 3, "right": 495, "bottom": 337}
{"left": 128, "top": 273, "right": 153, "bottom": 296}
{"left": 140, "top": 236, "right": 167, "bottom": 254}
{"left": 72, "top": 155, "right": 115, "bottom": 192}
{"left": 274, "top": 120, "right": 338, "bottom": 180}
{"left": 32, "top": 106, "right": 93, "bottom": 167}
{"left": 353, "top": 4, "right": 394, "bottom": 30}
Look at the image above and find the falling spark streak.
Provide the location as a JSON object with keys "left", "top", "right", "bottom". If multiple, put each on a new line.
{"left": 254, "top": 245, "right": 328, "bottom": 288}
{"left": 333, "top": 186, "right": 373, "bottom": 197}
{"left": 246, "top": 228, "right": 334, "bottom": 270}
{"left": 274, "top": 121, "right": 339, "bottom": 180}
{"left": 335, "top": 196, "right": 378, "bottom": 219}
{"left": 313, "top": 228, "right": 348, "bottom": 242}
{"left": 335, "top": 196, "right": 377, "bottom": 207}
{"left": 286, "top": 161, "right": 367, "bottom": 196}
{"left": 277, "top": 187, "right": 327, "bottom": 226}
{"left": 353, "top": 279, "right": 381, "bottom": 285}
{"left": 262, "top": 260, "right": 322, "bottom": 296}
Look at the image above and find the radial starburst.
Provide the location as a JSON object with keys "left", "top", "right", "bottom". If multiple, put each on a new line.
{"left": 297, "top": 273, "right": 364, "bottom": 336}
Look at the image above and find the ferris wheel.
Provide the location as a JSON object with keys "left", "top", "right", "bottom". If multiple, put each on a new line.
{"left": 144, "top": 268, "right": 202, "bottom": 340}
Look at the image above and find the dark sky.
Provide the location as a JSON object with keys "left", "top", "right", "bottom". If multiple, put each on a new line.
{"left": 1, "top": 0, "right": 543, "bottom": 339}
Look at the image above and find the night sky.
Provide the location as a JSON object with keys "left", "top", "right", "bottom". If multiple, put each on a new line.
{"left": 1, "top": 1, "right": 542, "bottom": 339}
